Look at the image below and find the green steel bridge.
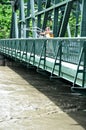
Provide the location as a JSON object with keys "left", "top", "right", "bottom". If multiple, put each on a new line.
{"left": 0, "top": 0, "right": 86, "bottom": 94}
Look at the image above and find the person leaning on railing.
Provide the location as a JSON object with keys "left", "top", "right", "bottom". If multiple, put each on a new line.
{"left": 40, "top": 27, "right": 54, "bottom": 38}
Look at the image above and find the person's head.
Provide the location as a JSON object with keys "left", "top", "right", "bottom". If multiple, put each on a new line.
{"left": 45, "top": 27, "right": 50, "bottom": 31}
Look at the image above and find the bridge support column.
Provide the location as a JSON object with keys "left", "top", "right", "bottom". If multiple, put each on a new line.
{"left": 10, "top": 1, "right": 18, "bottom": 38}
{"left": 71, "top": 0, "right": 86, "bottom": 93}
{"left": 19, "top": 0, "right": 26, "bottom": 38}
{"left": 30, "top": 0, "right": 37, "bottom": 38}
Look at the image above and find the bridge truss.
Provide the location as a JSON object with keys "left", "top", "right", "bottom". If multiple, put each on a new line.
{"left": 10, "top": 0, "right": 86, "bottom": 38}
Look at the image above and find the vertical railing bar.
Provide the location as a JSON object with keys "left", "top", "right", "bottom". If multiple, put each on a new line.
{"left": 50, "top": 40, "right": 62, "bottom": 78}
{"left": 37, "top": 39, "right": 46, "bottom": 70}
{"left": 73, "top": 47, "right": 83, "bottom": 87}
{"left": 82, "top": 42, "right": 86, "bottom": 87}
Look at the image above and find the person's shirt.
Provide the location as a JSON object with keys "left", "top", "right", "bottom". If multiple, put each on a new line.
{"left": 45, "top": 31, "right": 54, "bottom": 38}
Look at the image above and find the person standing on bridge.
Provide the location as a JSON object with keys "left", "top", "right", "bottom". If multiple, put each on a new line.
{"left": 40, "top": 27, "right": 54, "bottom": 57}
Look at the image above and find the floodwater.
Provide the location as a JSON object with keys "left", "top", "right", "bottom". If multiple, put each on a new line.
{"left": 0, "top": 64, "right": 86, "bottom": 130}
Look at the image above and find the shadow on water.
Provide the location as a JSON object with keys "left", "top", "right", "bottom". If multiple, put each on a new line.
{"left": 8, "top": 62, "right": 86, "bottom": 129}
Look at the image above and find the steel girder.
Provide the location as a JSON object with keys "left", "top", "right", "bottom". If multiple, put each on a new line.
{"left": 9, "top": 0, "right": 86, "bottom": 38}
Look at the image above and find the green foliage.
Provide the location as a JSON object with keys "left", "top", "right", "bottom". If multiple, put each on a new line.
{"left": 0, "top": 4, "right": 12, "bottom": 38}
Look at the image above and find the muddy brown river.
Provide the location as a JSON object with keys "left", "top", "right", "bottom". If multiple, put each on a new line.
{"left": 0, "top": 63, "right": 86, "bottom": 130}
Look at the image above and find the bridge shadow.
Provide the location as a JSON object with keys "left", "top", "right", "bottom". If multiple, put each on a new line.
{"left": 8, "top": 63, "right": 86, "bottom": 129}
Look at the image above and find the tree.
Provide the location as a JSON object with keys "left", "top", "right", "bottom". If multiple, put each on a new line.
{"left": 0, "top": 3, "right": 12, "bottom": 38}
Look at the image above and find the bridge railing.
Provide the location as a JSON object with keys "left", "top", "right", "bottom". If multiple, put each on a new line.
{"left": 0, "top": 37, "right": 84, "bottom": 64}
{"left": 0, "top": 37, "right": 86, "bottom": 89}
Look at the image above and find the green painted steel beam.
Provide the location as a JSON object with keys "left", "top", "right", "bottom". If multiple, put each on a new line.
{"left": 53, "top": 0, "right": 59, "bottom": 37}
{"left": 42, "top": 0, "right": 51, "bottom": 30}
{"left": 19, "top": 0, "right": 26, "bottom": 38}
{"left": 35, "top": 0, "right": 77, "bottom": 16}
{"left": 30, "top": 0, "right": 37, "bottom": 38}
{"left": 82, "top": 43, "right": 86, "bottom": 87}
{"left": 26, "top": 0, "right": 31, "bottom": 37}
{"left": 80, "top": 0, "right": 86, "bottom": 37}
{"left": 10, "top": 3, "right": 18, "bottom": 38}
{"left": 80, "top": 0, "right": 86, "bottom": 87}
{"left": 11, "top": 0, "right": 19, "bottom": 10}
{"left": 37, "top": 0, "right": 42, "bottom": 29}
{"left": 75, "top": 1, "right": 80, "bottom": 37}
{"left": 59, "top": 1, "right": 73, "bottom": 37}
